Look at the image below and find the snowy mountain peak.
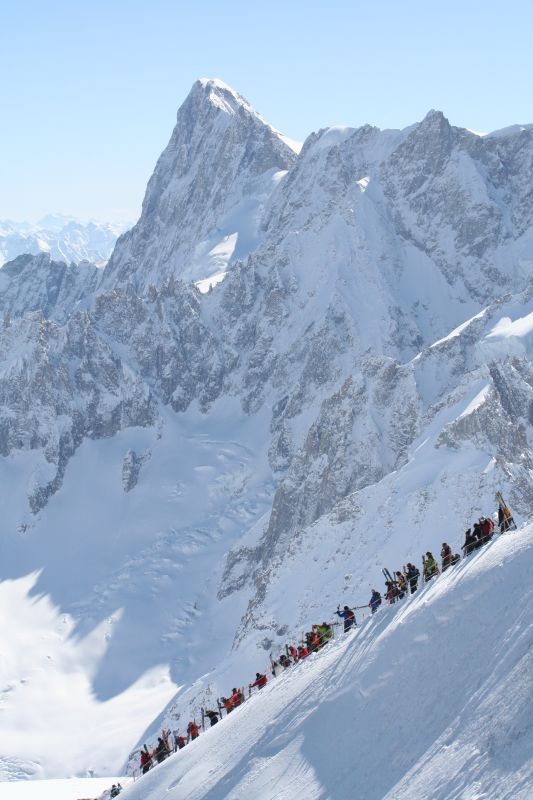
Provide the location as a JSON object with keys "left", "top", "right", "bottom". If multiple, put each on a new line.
{"left": 193, "top": 77, "right": 256, "bottom": 117}
{"left": 101, "top": 79, "right": 298, "bottom": 292}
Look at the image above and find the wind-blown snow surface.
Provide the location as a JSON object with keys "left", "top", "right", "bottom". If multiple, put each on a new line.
{"left": 121, "top": 527, "right": 533, "bottom": 800}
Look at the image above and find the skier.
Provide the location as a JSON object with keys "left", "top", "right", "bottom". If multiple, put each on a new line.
{"left": 155, "top": 736, "right": 170, "bottom": 763}
{"left": 369, "top": 589, "right": 382, "bottom": 613}
{"left": 187, "top": 721, "right": 200, "bottom": 741}
{"left": 222, "top": 695, "right": 234, "bottom": 714}
{"left": 451, "top": 552, "right": 461, "bottom": 565}
{"left": 205, "top": 709, "right": 219, "bottom": 726}
{"left": 335, "top": 605, "right": 356, "bottom": 632}
{"left": 502, "top": 505, "right": 514, "bottom": 531}
{"left": 405, "top": 564, "right": 419, "bottom": 594}
{"left": 385, "top": 580, "right": 398, "bottom": 604}
{"left": 480, "top": 516, "right": 494, "bottom": 544}
{"left": 423, "top": 552, "right": 438, "bottom": 581}
{"left": 315, "top": 622, "right": 333, "bottom": 646}
{"left": 472, "top": 521, "right": 484, "bottom": 549}
{"left": 230, "top": 687, "right": 244, "bottom": 707}
{"left": 298, "top": 644, "right": 310, "bottom": 659}
{"left": 174, "top": 732, "right": 187, "bottom": 750}
{"left": 395, "top": 572, "right": 407, "bottom": 597}
{"left": 161, "top": 728, "right": 172, "bottom": 754}
{"left": 249, "top": 672, "right": 268, "bottom": 690}
{"left": 110, "top": 785, "right": 119, "bottom": 797}
{"left": 287, "top": 644, "right": 299, "bottom": 662}
{"left": 307, "top": 629, "right": 321, "bottom": 653}
{"left": 271, "top": 659, "right": 283, "bottom": 677}
{"left": 140, "top": 744, "right": 153, "bottom": 774}
{"left": 440, "top": 542, "right": 453, "bottom": 572}
{"left": 462, "top": 529, "right": 476, "bottom": 557}
{"left": 497, "top": 493, "right": 515, "bottom": 532}
{"left": 279, "top": 653, "right": 291, "bottom": 668}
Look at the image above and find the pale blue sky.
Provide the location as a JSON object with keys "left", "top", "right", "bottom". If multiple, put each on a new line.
{"left": 2, "top": 0, "right": 531, "bottom": 222}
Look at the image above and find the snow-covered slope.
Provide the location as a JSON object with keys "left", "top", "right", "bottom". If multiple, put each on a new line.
{"left": 0, "top": 216, "right": 128, "bottom": 268}
{"left": 1, "top": 79, "right": 532, "bottom": 790}
{"left": 122, "top": 527, "right": 533, "bottom": 800}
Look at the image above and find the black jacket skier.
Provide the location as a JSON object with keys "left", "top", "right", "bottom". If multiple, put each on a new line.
{"left": 405, "top": 563, "right": 419, "bottom": 593}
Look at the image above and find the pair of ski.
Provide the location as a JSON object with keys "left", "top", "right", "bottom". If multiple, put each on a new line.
{"left": 496, "top": 491, "right": 517, "bottom": 530}
{"left": 382, "top": 567, "right": 395, "bottom": 584}
{"left": 382, "top": 567, "right": 409, "bottom": 595}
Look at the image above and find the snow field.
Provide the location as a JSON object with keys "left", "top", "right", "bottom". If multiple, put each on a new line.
{"left": 0, "top": 776, "right": 131, "bottom": 800}
{"left": 120, "top": 526, "right": 533, "bottom": 799}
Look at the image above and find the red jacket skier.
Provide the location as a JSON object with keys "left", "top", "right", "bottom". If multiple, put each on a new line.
{"left": 250, "top": 672, "right": 268, "bottom": 690}
{"left": 187, "top": 721, "right": 200, "bottom": 741}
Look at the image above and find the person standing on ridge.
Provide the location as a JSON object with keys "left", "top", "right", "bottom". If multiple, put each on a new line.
{"left": 335, "top": 605, "right": 356, "bottom": 632}
{"left": 174, "top": 732, "right": 187, "bottom": 750}
{"left": 481, "top": 516, "right": 494, "bottom": 543}
{"left": 140, "top": 744, "right": 153, "bottom": 774}
{"left": 395, "top": 572, "right": 407, "bottom": 597}
{"left": 440, "top": 542, "right": 453, "bottom": 571}
{"left": 369, "top": 589, "right": 382, "bottom": 613}
{"left": 249, "top": 672, "right": 268, "bottom": 691}
{"left": 385, "top": 580, "right": 398, "bottom": 603}
{"left": 155, "top": 736, "right": 170, "bottom": 763}
{"left": 271, "top": 659, "right": 283, "bottom": 677}
{"left": 187, "top": 720, "right": 200, "bottom": 741}
{"left": 423, "top": 552, "right": 438, "bottom": 581}
{"left": 205, "top": 709, "right": 219, "bottom": 726}
{"left": 230, "top": 687, "right": 244, "bottom": 707}
{"left": 287, "top": 644, "right": 299, "bottom": 663}
{"left": 405, "top": 564, "right": 419, "bottom": 594}
{"left": 462, "top": 529, "right": 476, "bottom": 557}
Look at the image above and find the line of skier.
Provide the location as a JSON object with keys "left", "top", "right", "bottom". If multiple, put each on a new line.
{"left": 136, "top": 492, "right": 516, "bottom": 778}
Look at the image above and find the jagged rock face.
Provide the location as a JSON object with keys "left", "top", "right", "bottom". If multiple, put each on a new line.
{"left": 260, "top": 363, "right": 420, "bottom": 562}
{"left": 0, "top": 253, "right": 99, "bottom": 323}
{"left": 0, "top": 310, "right": 157, "bottom": 511}
{"left": 102, "top": 79, "right": 298, "bottom": 293}
{"left": 1, "top": 84, "right": 532, "bottom": 531}
{"left": 380, "top": 112, "right": 533, "bottom": 294}
{"left": 223, "top": 288, "right": 533, "bottom": 631}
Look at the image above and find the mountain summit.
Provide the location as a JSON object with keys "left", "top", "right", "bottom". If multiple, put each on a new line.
{"left": 101, "top": 78, "right": 298, "bottom": 293}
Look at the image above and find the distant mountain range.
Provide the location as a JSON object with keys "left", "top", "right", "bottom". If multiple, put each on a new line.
{"left": 0, "top": 214, "right": 131, "bottom": 268}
